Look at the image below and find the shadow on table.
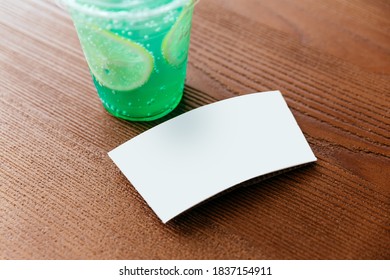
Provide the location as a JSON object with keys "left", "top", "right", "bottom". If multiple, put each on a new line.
{"left": 166, "top": 163, "right": 317, "bottom": 233}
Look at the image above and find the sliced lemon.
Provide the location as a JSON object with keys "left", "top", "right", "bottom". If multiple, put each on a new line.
{"left": 76, "top": 24, "right": 154, "bottom": 91}
{"left": 162, "top": 2, "right": 194, "bottom": 67}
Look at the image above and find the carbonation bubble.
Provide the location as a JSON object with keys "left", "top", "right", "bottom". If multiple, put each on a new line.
{"left": 147, "top": 98, "right": 155, "bottom": 105}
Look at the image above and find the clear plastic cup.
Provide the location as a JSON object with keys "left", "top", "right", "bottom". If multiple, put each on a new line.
{"left": 58, "top": 0, "right": 197, "bottom": 121}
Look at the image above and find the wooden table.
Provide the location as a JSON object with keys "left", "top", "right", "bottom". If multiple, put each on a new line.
{"left": 1, "top": 0, "right": 389, "bottom": 259}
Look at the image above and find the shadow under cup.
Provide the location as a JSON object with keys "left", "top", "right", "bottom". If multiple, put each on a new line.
{"left": 59, "top": 0, "right": 197, "bottom": 121}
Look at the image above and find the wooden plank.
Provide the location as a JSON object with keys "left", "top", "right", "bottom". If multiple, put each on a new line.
{"left": 0, "top": 0, "right": 389, "bottom": 259}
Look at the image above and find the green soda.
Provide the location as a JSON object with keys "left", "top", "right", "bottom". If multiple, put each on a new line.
{"left": 60, "top": 0, "right": 196, "bottom": 121}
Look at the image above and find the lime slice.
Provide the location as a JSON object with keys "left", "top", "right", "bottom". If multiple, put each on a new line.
{"left": 76, "top": 24, "right": 154, "bottom": 91}
{"left": 162, "top": 3, "right": 194, "bottom": 67}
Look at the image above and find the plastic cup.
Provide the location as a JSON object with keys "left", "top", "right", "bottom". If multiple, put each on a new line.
{"left": 58, "top": 0, "right": 197, "bottom": 121}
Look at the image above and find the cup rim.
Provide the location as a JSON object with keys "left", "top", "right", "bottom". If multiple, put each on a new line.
{"left": 57, "top": 0, "right": 199, "bottom": 19}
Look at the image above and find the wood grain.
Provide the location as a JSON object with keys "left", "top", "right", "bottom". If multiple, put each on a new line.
{"left": 1, "top": 0, "right": 389, "bottom": 259}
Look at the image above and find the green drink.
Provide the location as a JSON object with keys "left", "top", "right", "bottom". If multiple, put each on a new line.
{"left": 58, "top": 0, "right": 196, "bottom": 121}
